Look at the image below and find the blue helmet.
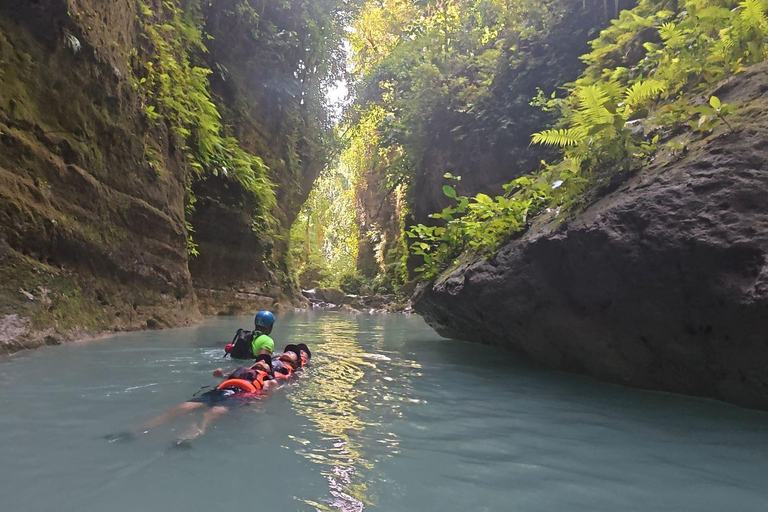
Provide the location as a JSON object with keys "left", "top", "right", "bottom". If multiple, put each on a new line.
{"left": 254, "top": 310, "right": 275, "bottom": 331}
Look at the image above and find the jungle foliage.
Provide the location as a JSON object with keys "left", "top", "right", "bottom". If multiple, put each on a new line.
{"left": 348, "top": 0, "right": 563, "bottom": 190}
{"left": 133, "top": 0, "right": 276, "bottom": 252}
{"left": 290, "top": 159, "right": 359, "bottom": 288}
{"left": 132, "top": 0, "right": 359, "bottom": 258}
{"left": 339, "top": 0, "right": 569, "bottom": 283}
{"left": 344, "top": 0, "right": 768, "bottom": 278}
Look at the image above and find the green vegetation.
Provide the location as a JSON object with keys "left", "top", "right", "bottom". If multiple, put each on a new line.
{"left": 133, "top": 0, "right": 277, "bottom": 253}
{"left": 348, "top": 0, "right": 561, "bottom": 190}
{"left": 290, "top": 159, "right": 359, "bottom": 288}
{"left": 408, "top": 173, "right": 551, "bottom": 278}
{"left": 342, "top": 0, "right": 768, "bottom": 279}
{"left": 530, "top": 0, "right": 767, "bottom": 192}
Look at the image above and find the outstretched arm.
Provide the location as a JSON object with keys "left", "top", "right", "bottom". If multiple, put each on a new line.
{"left": 262, "top": 380, "right": 279, "bottom": 391}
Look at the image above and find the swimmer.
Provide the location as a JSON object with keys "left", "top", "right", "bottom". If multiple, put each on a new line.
{"left": 225, "top": 310, "right": 276, "bottom": 359}
{"left": 141, "top": 355, "right": 277, "bottom": 444}
{"left": 296, "top": 343, "right": 312, "bottom": 366}
{"left": 271, "top": 345, "right": 302, "bottom": 378}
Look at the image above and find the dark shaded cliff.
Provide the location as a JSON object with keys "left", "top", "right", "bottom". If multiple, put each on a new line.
{"left": 0, "top": 0, "right": 337, "bottom": 352}
{"left": 0, "top": 1, "right": 198, "bottom": 354}
{"left": 415, "top": 62, "right": 768, "bottom": 410}
{"left": 190, "top": 0, "right": 336, "bottom": 313}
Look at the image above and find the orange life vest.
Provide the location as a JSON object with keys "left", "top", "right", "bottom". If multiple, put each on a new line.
{"left": 217, "top": 370, "right": 270, "bottom": 392}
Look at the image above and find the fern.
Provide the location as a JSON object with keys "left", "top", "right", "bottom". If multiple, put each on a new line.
{"left": 658, "top": 22, "right": 685, "bottom": 48}
{"left": 623, "top": 79, "right": 665, "bottom": 110}
{"left": 576, "top": 85, "right": 614, "bottom": 126}
{"left": 531, "top": 128, "right": 584, "bottom": 147}
{"left": 740, "top": 0, "right": 768, "bottom": 29}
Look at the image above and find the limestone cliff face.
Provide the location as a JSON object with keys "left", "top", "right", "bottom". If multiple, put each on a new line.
{"left": 0, "top": 0, "right": 318, "bottom": 353}
{"left": 415, "top": 62, "right": 768, "bottom": 410}
{"left": 0, "top": 0, "right": 198, "bottom": 354}
{"left": 189, "top": 0, "right": 325, "bottom": 313}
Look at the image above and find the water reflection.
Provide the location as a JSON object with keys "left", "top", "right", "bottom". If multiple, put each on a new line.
{"left": 288, "top": 314, "right": 419, "bottom": 511}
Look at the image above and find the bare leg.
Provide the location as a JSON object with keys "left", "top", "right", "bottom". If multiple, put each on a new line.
{"left": 179, "top": 406, "right": 228, "bottom": 441}
{"left": 143, "top": 402, "right": 205, "bottom": 430}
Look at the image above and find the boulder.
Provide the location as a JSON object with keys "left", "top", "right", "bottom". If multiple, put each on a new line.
{"left": 415, "top": 63, "right": 768, "bottom": 411}
{"left": 315, "top": 287, "right": 345, "bottom": 304}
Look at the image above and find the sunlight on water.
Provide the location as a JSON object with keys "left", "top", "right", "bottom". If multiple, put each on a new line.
{"left": 1, "top": 311, "right": 768, "bottom": 511}
{"left": 288, "top": 315, "right": 420, "bottom": 510}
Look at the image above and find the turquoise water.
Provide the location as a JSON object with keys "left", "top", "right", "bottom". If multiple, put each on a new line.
{"left": 1, "top": 311, "right": 768, "bottom": 511}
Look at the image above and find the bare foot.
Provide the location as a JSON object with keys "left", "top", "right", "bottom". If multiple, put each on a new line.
{"left": 180, "top": 422, "right": 204, "bottom": 441}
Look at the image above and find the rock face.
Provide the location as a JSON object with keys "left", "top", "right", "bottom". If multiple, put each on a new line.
{"left": 0, "top": 1, "right": 200, "bottom": 354}
{"left": 0, "top": 0, "right": 324, "bottom": 353}
{"left": 189, "top": 0, "right": 328, "bottom": 312}
{"left": 415, "top": 62, "right": 768, "bottom": 410}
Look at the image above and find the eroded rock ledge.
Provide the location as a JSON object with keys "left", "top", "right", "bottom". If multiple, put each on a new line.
{"left": 415, "top": 62, "right": 768, "bottom": 410}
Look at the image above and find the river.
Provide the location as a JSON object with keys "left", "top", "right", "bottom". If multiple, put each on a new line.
{"left": 1, "top": 312, "right": 768, "bottom": 511}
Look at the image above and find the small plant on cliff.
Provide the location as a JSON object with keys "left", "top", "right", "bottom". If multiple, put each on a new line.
{"left": 64, "top": 33, "right": 81, "bottom": 54}
{"left": 407, "top": 174, "right": 552, "bottom": 278}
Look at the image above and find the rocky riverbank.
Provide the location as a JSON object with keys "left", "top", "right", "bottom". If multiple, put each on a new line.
{"left": 302, "top": 287, "right": 412, "bottom": 314}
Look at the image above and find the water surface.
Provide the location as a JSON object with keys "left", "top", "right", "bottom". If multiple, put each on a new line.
{"left": 1, "top": 312, "right": 768, "bottom": 511}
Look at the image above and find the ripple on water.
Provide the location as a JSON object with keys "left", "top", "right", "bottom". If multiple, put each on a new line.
{"left": 2, "top": 312, "right": 768, "bottom": 512}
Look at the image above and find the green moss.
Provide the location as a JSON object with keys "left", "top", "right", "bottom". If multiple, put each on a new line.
{"left": 134, "top": 0, "right": 278, "bottom": 246}
{"left": 0, "top": 247, "right": 108, "bottom": 331}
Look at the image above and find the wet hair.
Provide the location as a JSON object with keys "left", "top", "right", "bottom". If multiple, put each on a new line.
{"left": 296, "top": 343, "right": 311, "bottom": 360}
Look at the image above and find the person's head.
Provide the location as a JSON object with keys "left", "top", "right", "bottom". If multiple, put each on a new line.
{"left": 280, "top": 345, "right": 301, "bottom": 368}
{"left": 296, "top": 343, "right": 311, "bottom": 364}
{"left": 254, "top": 310, "right": 275, "bottom": 334}
{"left": 252, "top": 354, "right": 273, "bottom": 375}
{"left": 251, "top": 354, "right": 272, "bottom": 375}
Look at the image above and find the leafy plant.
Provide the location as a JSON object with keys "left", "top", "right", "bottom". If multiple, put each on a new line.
{"left": 134, "top": 0, "right": 278, "bottom": 251}
{"left": 407, "top": 174, "right": 552, "bottom": 278}
{"left": 64, "top": 33, "right": 81, "bottom": 54}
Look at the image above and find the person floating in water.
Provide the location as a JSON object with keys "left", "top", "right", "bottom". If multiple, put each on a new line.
{"left": 271, "top": 344, "right": 302, "bottom": 378}
{"left": 224, "top": 310, "right": 276, "bottom": 359}
{"left": 134, "top": 344, "right": 312, "bottom": 446}
{"left": 142, "top": 354, "right": 277, "bottom": 443}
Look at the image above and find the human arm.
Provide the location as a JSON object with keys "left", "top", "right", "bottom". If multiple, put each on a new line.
{"left": 251, "top": 334, "right": 274, "bottom": 357}
{"left": 262, "top": 380, "right": 279, "bottom": 391}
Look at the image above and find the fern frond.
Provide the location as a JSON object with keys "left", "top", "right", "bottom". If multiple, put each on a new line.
{"left": 531, "top": 128, "right": 584, "bottom": 147}
{"left": 710, "top": 30, "right": 735, "bottom": 61}
{"left": 659, "top": 22, "right": 685, "bottom": 47}
{"left": 623, "top": 79, "right": 665, "bottom": 109}
{"left": 740, "top": 0, "right": 768, "bottom": 29}
{"left": 576, "top": 85, "right": 614, "bottom": 125}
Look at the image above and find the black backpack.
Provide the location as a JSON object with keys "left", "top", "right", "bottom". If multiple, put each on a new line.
{"left": 229, "top": 329, "right": 255, "bottom": 359}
